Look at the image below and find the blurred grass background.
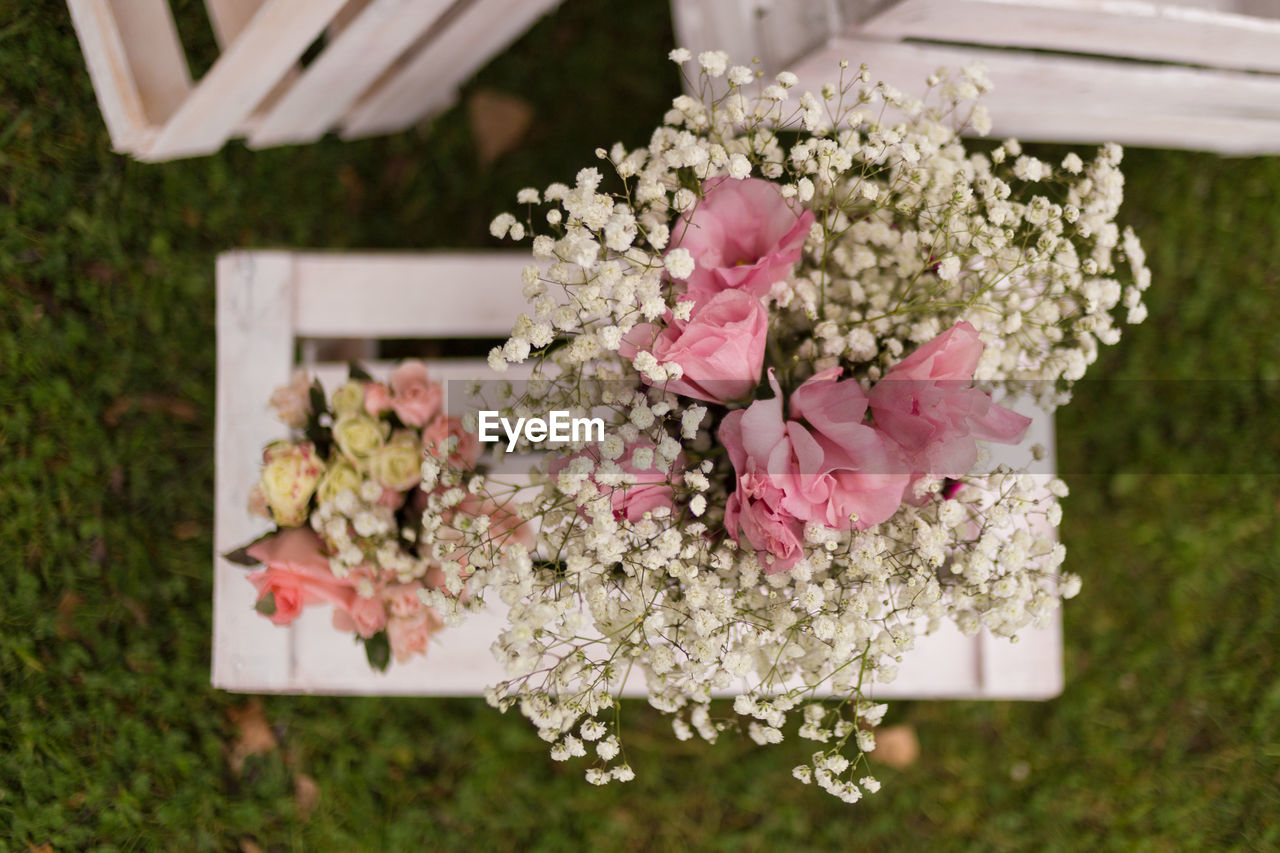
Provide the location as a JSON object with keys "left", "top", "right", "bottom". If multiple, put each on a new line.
{"left": 1, "top": 0, "right": 1278, "bottom": 849}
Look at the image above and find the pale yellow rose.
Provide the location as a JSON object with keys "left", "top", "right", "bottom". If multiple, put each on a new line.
{"left": 316, "top": 460, "right": 362, "bottom": 505}
{"left": 333, "top": 414, "right": 387, "bottom": 463}
{"left": 369, "top": 432, "right": 423, "bottom": 492}
{"left": 258, "top": 441, "right": 324, "bottom": 526}
{"left": 330, "top": 381, "right": 368, "bottom": 417}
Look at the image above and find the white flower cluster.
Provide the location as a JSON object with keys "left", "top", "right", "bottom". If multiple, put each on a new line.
{"left": 418, "top": 51, "right": 1150, "bottom": 800}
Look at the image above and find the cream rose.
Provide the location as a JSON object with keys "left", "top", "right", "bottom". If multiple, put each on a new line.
{"left": 259, "top": 441, "right": 325, "bottom": 527}
{"left": 331, "top": 381, "right": 368, "bottom": 417}
{"left": 369, "top": 432, "right": 423, "bottom": 492}
{"left": 333, "top": 414, "right": 387, "bottom": 463}
{"left": 316, "top": 460, "right": 362, "bottom": 505}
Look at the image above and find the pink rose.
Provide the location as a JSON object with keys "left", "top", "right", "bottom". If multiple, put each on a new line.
{"left": 387, "top": 610, "right": 443, "bottom": 663}
{"left": 385, "top": 583, "right": 425, "bottom": 619}
{"left": 331, "top": 591, "right": 386, "bottom": 639}
{"left": 620, "top": 289, "right": 767, "bottom": 404}
{"left": 364, "top": 382, "right": 392, "bottom": 416}
{"left": 245, "top": 528, "right": 355, "bottom": 626}
{"left": 868, "top": 322, "right": 1032, "bottom": 477}
{"left": 388, "top": 361, "right": 442, "bottom": 427}
{"left": 423, "top": 414, "right": 482, "bottom": 469}
{"left": 674, "top": 177, "right": 814, "bottom": 304}
{"left": 719, "top": 370, "right": 910, "bottom": 573}
{"left": 549, "top": 440, "right": 684, "bottom": 523}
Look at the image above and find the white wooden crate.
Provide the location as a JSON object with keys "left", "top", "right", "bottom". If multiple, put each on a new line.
{"left": 672, "top": 0, "right": 1280, "bottom": 154}
{"left": 66, "top": 0, "right": 561, "bottom": 161}
{"left": 213, "top": 250, "right": 1062, "bottom": 699}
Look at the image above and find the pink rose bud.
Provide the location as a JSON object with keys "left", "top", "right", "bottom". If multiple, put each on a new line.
{"left": 388, "top": 361, "right": 442, "bottom": 427}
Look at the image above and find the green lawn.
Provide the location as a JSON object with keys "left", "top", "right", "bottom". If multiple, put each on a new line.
{"left": 1, "top": 1, "right": 1277, "bottom": 849}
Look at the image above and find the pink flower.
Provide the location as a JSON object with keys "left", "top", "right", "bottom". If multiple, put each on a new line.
{"left": 387, "top": 610, "right": 443, "bottom": 663}
{"left": 385, "top": 583, "right": 425, "bottom": 619}
{"left": 620, "top": 289, "right": 767, "bottom": 403}
{"left": 388, "top": 361, "right": 442, "bottom": 427}
{"left": 674, "top": 177, "right": 814, "bottom": 304}
{"left": 549, "top": 440, "right": 684, "bottom": 523}
{"left": 787, "top": 367, "right": 912, "bottom": 527}
{"left": 268, "top": 369, "right": 312, "bottom": 428}
{"left": 868, "top": 322, "right": 1032, "bottom": 477}
{"left": 423, "top": 414, "right": 482, "bottom": 468}
{"left": 331, "top": 592, "right": 386, "bottom": 639}
{"left": 245, "top": 528, "right": 354, "bottom": 626}
{"left": 364, "top": 382, "right": 392, "bottom": 416}
{"left": 719, "top": 370, "right": 910, "bottom": 573}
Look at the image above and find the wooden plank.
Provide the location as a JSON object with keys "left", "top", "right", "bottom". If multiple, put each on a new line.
{"left": 204, "top": 0, "right": 269, "bottom": 46}
{"left": 340, "top": 0, "right": 561, "bottom": 140}
{"left": 249, "top": 0, "right": 454, "bottom": 148}
{"left": 66, "top": 0, "right": 154, "bottom": 151}
{"left": 212, "top": 251, "right": 298, "bottom": 691}
{"left": 857, "top": 0, "right": 1280, "bottom": 75}
{"left": 142, "top": 0, "right": 348, "bottom": 161}
{"left": 291, "top": 252, "right": 530, "bottom": 338}
{"left": 787, "top": 36, "right": 1280, "bottom": 154}
{"left": 107, "top": 0, "right": 191, "bottom": 123}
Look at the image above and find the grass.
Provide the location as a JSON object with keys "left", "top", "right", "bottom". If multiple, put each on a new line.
{"left": 1, "top": 1, "right": 1277, "bottom": 849}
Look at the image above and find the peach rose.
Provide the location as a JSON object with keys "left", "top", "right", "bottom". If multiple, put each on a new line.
{"left": 387, "top": 610, "right": 443, "bottom": 663}
{"left": 423, "top": 414, "right": 482, "bottom": 469}
{"left": 245, "top": 528, "right": 354, "bottom": 626}
{"left": 331, "top": 591, "right": 386, "bottom": 639}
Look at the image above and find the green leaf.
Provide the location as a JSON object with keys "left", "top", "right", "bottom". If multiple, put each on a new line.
{"left": 364, "top": 630, "right": 391, "bottom": 672}
{"left": 221, "top": 531, "right": 275, "bottom": 567}
{"left": 348, "top": 361, "right": 373, "bottom": 382}
{"left": 253, "top": 591, "right": 277, "bottom": 616}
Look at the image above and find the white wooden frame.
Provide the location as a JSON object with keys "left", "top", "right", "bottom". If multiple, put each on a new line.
{"left": 213, "top": 250, "right": 1062, "bottom": 699}
{"left": 67, "top": 0, "right": 561, "bottom": 161}
{"left": 672, "top": 0, "right": 1280, "bottom": 154}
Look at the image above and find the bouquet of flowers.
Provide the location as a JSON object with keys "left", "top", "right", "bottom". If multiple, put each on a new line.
{"left": 227, "top": 361, "right": 524, "bottom": 669}
{"left": 412, "top": 49, "right": 1150, "bottom": 801}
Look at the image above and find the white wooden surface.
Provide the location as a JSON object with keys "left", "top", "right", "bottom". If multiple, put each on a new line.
{"left": 66, "top": 0, "right": 562, "bottom": 160}
{"left": 671, "top": 0, "right": 1280, "bottom": 154}
{"left": 214, "top": 250, "right": 1063, "bottom": 700}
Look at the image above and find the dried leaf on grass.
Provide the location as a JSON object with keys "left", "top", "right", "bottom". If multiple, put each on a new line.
{"left": 467, "top": 89, "right": 534, "bottom": 168}
{"left": 55, "top": 591, "right": 82, "bottom": 640}
{"left": 294, "top": 772, "right": 320, "bottom": 820}
{"left": 872, "top": 724, "right": 920, "bottom": 769}
{"left": 227, "top": 699, "right": 278, "bottom": 773}
{"left": 103, "top": 394, "right": 198, "bottom": 426}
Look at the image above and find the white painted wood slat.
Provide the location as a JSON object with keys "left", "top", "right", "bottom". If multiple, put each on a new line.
{"left": 66, "top": 0, "right": 154, "bottom": 151}
{"left": 859, "top": 0, "right": 1280, "bottom": 74}
{"left": 787, "top": 36, "right": 1280, "bottom": 154}
{"left": 249, "top": 0, "right": 455, "bottom": 147}
{"left": 142, "top": 0, "right": 350, "bottom": 161}
{"left": 341, "top": 0, "right": 561, "bottom": 139}
{"left": 212, "top": 252, "right": 298, "bottom": 691}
